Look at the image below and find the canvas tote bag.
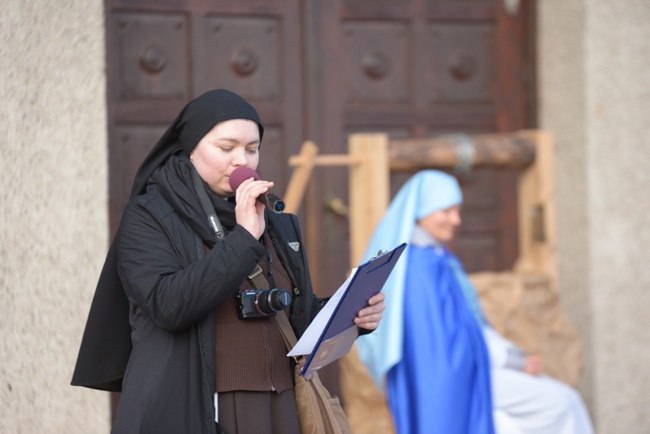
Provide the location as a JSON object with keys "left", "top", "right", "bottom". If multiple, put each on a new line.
{"left": 247, "top": 266, "right": 351, "bottom": 434}
{"left": 274, "top": 312, "right": 351, "bottom": 434}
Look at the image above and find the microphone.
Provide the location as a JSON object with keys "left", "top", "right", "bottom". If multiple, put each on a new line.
{"left": 229, "top": 167, "right": 286, "bottom": 214}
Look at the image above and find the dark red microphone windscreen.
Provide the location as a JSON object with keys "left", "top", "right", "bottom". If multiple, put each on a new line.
{"left": 229, "top": 167, "right": 260, "bottom": 191}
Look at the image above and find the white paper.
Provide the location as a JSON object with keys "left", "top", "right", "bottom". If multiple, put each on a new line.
{"left": 287, "top": 267, "right": 357, "bottom": 357}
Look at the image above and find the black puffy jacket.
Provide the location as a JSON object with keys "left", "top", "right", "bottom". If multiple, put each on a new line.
{"left": 76, "top": 184, "right": 320, "bottom": 434}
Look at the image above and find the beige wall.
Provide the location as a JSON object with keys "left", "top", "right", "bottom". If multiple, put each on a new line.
{"left": 2, "top": 0, "right": 650, "bottom": 433}
{"left": 0, "top": 0, "right": 111, "bottom": 433}
{"left": 539, "top": 1, "right": 650, "bottom": 433}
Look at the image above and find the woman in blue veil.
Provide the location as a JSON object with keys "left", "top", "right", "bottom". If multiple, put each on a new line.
{"left": 356, "top": 170, "right": 595, "bottom": 434}
{"left": 356, "top": 170, "right": 495, "bottom": 434}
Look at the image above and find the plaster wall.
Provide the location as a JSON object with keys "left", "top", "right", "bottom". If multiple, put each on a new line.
{"left": 538, "top": 1, "right": 650, "bottom": 432}
{"left": 0, "top": 0, "right": 111, "bottom": 432}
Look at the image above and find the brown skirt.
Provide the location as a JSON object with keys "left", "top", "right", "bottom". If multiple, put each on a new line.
{"left": 217, "top": 389, "right": 301, "bottom": 434}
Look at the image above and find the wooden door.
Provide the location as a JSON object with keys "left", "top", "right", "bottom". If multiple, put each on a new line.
{"left": 302, "top": 0, "right": 535, "bottom": 290}
{"left": 106, "top": 0, "right": 535, "bottom": 408}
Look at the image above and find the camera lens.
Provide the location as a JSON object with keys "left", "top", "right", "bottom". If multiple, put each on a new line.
{"left": 257, "top": 289, "right": 292, "bottom": 314}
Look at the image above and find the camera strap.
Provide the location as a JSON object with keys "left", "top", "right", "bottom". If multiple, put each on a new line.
{"left": 247, "top": 265, "right": 269, "bottom": 290}
{"left": 274, "top": 307, "right": 298, "bottom": 352}
{"left": 246, "top": 266, "right": 299, "bottom": 354}
{"left": 190, "top": 165, "right": 226, "bottom": 241}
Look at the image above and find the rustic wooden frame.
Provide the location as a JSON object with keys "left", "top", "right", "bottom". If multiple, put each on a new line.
{"left": 285, "top": 130, "right": 556, "bottom": 287}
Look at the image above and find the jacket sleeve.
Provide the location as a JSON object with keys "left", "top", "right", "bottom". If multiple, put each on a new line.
{"left": 116, "top": 200, "right": 266, "bottom": 333}
{"left": 483, "top": 324, "right": 526, "bottom": 370}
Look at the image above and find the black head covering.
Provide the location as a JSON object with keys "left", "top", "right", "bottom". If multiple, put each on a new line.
{"left": 71, "top": 89, "right": 264, "bottom": 391}
{"left": 131, "top": 89, "right": 264, "bottom": 198}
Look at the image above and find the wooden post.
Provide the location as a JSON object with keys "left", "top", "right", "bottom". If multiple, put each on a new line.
{"left": 283, "top": 141, "right": 319, "bottom": 214}
{"left": 514, "top": 130, "right": 558, "bottom": 290}
{"left": 348, "top": 133, "right": 390, "bottom": 268}
{"left": 342, "top": 133, "right": 395, "bottom": 434}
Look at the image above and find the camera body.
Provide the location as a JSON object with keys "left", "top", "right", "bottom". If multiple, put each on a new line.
{"left": 237, "top": 288, "right": 292, "bottom": 319}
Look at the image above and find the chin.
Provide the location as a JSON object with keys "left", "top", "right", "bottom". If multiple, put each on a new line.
{"left": 441, "top": 232, "right": 456, "bottom": 244}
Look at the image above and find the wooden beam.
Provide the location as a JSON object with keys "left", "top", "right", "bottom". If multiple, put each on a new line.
{"left": 389, "top": 132, "right": 536, "bottom": 171}
{"left": 289, "top": 154, "right": 363, "bottom": 167}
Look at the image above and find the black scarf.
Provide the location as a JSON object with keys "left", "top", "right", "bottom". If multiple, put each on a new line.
{"left": 152, "top": 154, "right": 238, "bottom": 249}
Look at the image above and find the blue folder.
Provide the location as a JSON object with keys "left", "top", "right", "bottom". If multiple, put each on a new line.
{"left": 299, "top": 243, "right": 407, "bottom": 377}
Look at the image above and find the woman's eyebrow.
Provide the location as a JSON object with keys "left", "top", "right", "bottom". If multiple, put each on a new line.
{"left": 212, "top": 136, "right": 238, "bottom": 144}
{"left": 213, "top": 137, "right": 259, "bottom": 146}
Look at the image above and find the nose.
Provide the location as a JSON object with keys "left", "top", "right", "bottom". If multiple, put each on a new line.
{"left": 451, "top": 210, "right": 462, "bottom": 227}
{"left": 232, "top": 148, "right": 248, "bottom": 167}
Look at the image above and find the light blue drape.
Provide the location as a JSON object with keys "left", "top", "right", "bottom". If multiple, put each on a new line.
{"left": 386, "top": 245, "right": 494, "bottom": 434}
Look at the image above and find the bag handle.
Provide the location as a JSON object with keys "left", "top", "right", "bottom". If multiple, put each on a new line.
{"left": 274, "top": 308, "right": 298, "bottom": 350}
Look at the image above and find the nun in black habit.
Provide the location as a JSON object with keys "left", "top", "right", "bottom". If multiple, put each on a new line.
{"left": 71, "top": 89, "right": 385, "bottom": 434}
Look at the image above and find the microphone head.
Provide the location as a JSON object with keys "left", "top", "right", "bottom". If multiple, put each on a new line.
{"left": 229, "top": 167, "right": 260, "bottom": 191}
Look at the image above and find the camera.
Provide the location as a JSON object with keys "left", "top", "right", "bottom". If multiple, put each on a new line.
{"left": 237, "top": 288, "right": 292, "bottom": 319}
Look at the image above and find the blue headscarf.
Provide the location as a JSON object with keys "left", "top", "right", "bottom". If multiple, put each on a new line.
{"left": 356, "top": 170, "right": 463, "bottom": 388}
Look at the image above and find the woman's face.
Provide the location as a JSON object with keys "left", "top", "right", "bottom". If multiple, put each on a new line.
{"left": 417, "top": 205, "right": 462, "bottom": 244}
{"left": 190, "top": 118, "right": 260, "bottom": 196}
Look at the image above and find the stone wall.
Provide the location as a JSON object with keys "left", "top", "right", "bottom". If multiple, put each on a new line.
{"left": 539, "top": 1, "right": 650, "bottom": 432}
{"left": 0, "top": 1, "right": 110, "bottom": 432}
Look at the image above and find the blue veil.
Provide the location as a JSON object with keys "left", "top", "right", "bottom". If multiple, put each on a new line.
{"left": 356, "top": 170, "right": 464, "bottom": 387}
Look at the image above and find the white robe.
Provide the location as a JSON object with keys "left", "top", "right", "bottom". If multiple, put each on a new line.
{"left": 484, "top": 327, "right": 595, "bottom": 434}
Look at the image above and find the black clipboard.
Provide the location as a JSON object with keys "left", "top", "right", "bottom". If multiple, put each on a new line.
{"left": 296, "top": 243, "right": 407, "bottom": 377}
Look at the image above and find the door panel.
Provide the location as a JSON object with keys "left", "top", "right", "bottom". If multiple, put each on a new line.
{"left": 343, "top": 22, "right": 411, "bottom": 104}
{"left": 113, "top": 12, "right": 189, "bottom": 102}
{"left": 428, "top": 23, "right": 496, "bottom": 104}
